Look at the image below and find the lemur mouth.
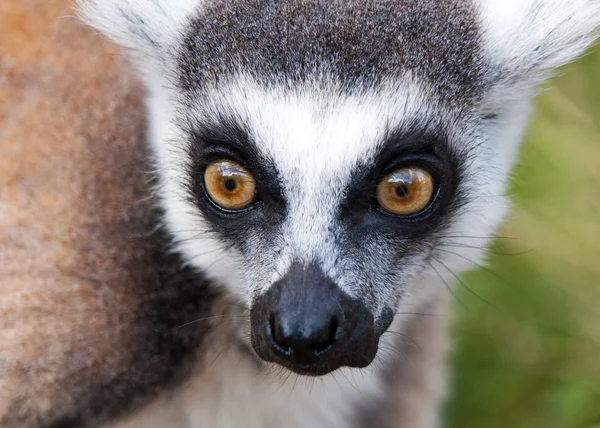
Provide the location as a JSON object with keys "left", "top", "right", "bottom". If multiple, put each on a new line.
{"left": 249, "top": 262, "right": 379, "bottom": 376}
{"left": 281, "top": 363, "right": 345, "bottom": 377}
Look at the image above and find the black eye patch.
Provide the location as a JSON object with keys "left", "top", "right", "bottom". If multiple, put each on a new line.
{"left": 184, "top": 121, "right": 287, "bottom": 247}
{"left": 339, "top": 127, "right": 465, "bottom": 240}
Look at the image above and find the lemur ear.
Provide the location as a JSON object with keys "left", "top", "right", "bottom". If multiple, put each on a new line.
{"left": 478, "top": 0, "right": 600, "bottom": 82}
{"left": 78, "top": 0, "right": 201, "bottom": 59}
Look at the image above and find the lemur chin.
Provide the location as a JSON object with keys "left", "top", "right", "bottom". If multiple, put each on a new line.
{"left": 52, "top": 0, "right": 599, "bottom": 426}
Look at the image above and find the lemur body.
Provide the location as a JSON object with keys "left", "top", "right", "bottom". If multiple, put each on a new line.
{"left": 0, "top": 0, "right": 599, "bottom": 427}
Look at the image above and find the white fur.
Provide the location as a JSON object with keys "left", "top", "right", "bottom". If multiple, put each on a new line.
{"left": 78, "top": 0, "right": 202, "bottom": 50}
{"left": 78, "top": 0, "right": 202, "bottom": 81}
{"left": 477, "top": 0, "right": 600, "bottom": 80}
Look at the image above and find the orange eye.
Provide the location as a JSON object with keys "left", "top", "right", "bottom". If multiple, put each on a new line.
{"left": 204, "top": 160, "right": 258, "bottom": 210}
{"left": 376, "top": 167, "right": 435, "bottom": 216}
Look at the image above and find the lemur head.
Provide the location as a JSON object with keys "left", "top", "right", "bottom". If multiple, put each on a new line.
{"left": 81, "top": 0, "right": 600, "bottom": 376}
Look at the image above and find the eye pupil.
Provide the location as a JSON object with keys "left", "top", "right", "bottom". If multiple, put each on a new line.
{"left": 224, "top": 179, "right": 237, "bottom": 191}
{"left": 395, "top": 185, "right": 409, "bottom": 198}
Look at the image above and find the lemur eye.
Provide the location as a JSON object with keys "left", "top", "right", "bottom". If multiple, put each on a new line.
{"left": 376, "top": 167, "right": 435, "bottom": 216}
{"left": 204, "top": 160, "right": 258, "bottom": 211}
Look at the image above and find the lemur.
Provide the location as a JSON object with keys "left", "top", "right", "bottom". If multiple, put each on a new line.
{"left": 0, "top": 0, "right": 598, "bottom": 427}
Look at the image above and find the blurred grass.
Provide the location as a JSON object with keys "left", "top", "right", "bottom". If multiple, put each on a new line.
{"left": 445, "top": 44, "right": 600, "bottom": 428}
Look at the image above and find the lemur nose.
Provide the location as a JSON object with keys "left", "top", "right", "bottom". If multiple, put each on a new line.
{"left": 268, "top": 312, "right": 338, "bottom": 365}
{"left": 250, "top": 262, "right": 378, "bottom": 376}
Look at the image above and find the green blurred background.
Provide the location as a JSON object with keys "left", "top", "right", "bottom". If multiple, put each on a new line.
{"left": 444, "top": 45, "right": 600, "bottom": 428}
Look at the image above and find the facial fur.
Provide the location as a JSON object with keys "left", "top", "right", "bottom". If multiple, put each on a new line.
{"left": 80, "top": 0, "right": 600, "bottom": 374}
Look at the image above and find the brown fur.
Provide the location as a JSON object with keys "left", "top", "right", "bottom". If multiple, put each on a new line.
{"left": 0, "top": 0, "right": 144, "bottom": 423}
{"left": 0, "top": 1, "right": 448, "bottom": 427}
{"left": 0, "top": 1, "right": 222, "bottom": 426}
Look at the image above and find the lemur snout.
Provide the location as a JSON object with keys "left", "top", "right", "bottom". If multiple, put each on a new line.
{"left": 250, "top": 262, "right": 378, "bottom": 376}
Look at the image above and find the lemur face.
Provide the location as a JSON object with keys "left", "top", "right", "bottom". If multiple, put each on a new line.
{"left": 81, "top": 0, "right": 600, "bottom": 375}
{"left": 178, "top": 80, "right": 473, "bottom": 374}
{"left": 176, "top": 78, "right": 484, "bottom": 374}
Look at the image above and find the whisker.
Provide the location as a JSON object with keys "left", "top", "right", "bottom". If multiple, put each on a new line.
{"left": 432, "top": 255, "right": 503, "bottom": 312}
{"left": 392, "top": 311, "right": 446, "bottom": 317}
{"left": 427, "top": 259, "right": 467, "bottom": 309}
{"left": 439, "top": 240, "right": 534, "bottom": 256}
{"left": 167, "top": 314, "right": 247, "bottom": 331}
{"left": 382, "top": 331, "right": 422, "bottom": 351}
{"left": 437, "top": 234, "right": 520, "bottom": 240}
{"left": 436, "top": 247, "right": 510, "bottom": 282}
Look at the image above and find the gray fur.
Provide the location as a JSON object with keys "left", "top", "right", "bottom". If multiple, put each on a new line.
{"left": 179, "top": 0, "right": 487, "bottom": 106}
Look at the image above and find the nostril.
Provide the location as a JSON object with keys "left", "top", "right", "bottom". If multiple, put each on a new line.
{"left": 309, "top": 317, "right": 338, "bottom": 356}
{"left": 269, "top": 315, "right": 292, "bottom": 356}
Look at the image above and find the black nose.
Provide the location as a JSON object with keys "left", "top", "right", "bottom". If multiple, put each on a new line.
{"left": 268, "top": 312, "right": 338, "bottom": 365}
{"left": 250, "top": 262, "right": 378, "bottom": 376}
